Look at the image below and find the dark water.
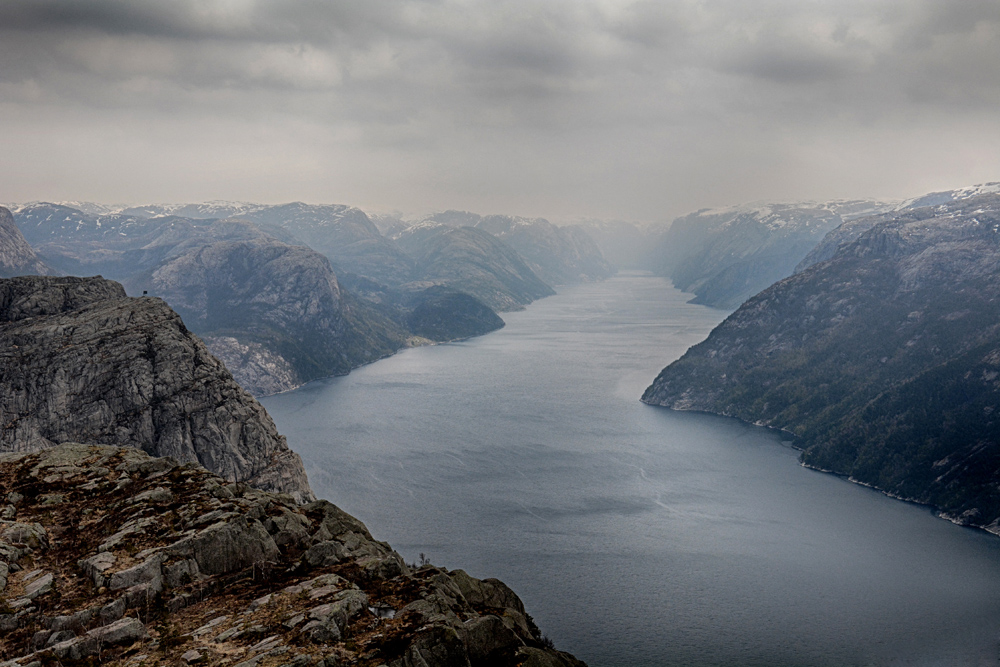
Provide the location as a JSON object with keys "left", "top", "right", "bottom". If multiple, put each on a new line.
{"left": 262, "top": 273, "right": 1000, "bottom": 666}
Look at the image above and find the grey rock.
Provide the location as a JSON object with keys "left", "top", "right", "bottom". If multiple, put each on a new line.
{"left": 1, "top": 522, "right": 48, "bottom": 550}
{"left": 49, "top": 608, "right": 95, "bottom": 632}
{"left": 87, "top": 616, "right": 147, "bottom": 645}
{"left": 130, "top": 486, "right": 174, "bottom": 505}
{"left": 0, "top": 207, "right": 52, "bottom": 278}
{"left": 303, "top": 540, "right": 347, "bottom": 568}
{"left": 163, "top": 558, "right": 201, "bottom": 587}
{"left": 22, "top": 572, "right": 53, "bottom": 600}
{"left": 98, "top": 596, "right": 127, "bottom": 624}
{"left": 302, "top": 618, "right": 340, "bottom": 643}
{"left": 166, "top": 516, "right": 279, "bottom": 576}
{"left": 464, "top": 615, "right": 522, "bottom": 662}
{"left": 45, "top": 630, "right": 76, "bottom": 647}
{"left": 0, "top": 277, "right": 314, "bottom": 502}
{"left": 108, "top": 553, "right": 165, "bottom": 591}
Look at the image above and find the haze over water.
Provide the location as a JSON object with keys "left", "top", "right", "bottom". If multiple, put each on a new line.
{"left": 263, "top": 273, "right": 1000, "bottom": 666}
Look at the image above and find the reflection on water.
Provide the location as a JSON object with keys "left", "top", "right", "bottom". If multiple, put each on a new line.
{"left": 263, "top": 273, "right": 1000, "bottom": 666}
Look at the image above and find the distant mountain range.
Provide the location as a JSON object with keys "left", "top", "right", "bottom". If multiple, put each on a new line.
{"left": 420, "top": 211, "right": 614, "bottom": 286}
{"left": 394, "top": 224, "right": 555, "bottom": 311}
{"left": 2, "top": 200, "right": 613, "bottom": 395}
{"left": 0, "top": 207, "right": 52, "bottom": 278}
{"left": 653, "top": 200, "right": 892, "bottom": 309}
{"left": 643, "top": 189, "right": 1000, "bottom": 533}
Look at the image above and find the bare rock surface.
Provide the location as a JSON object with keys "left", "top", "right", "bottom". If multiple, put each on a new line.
{"left": 0, "top": 444, "right": 584, "bottom": 667}
{"left": 0, "top": 207, "right": 52, "bottom": 279}
{"left": 0, "top": 275, "right": 313, "bottom": 502}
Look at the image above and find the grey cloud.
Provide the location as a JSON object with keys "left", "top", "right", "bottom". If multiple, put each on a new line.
{"left": 1, "top": 0, "right": 999, "bottom": 220}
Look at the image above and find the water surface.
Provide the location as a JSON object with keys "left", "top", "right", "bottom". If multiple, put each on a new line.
{"left": 263, "top": 273, "right": 1000, "bottom": 666}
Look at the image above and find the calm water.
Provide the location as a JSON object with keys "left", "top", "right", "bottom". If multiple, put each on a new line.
{"left": 263, "top": 273, "right": 1000, "bottom": 666}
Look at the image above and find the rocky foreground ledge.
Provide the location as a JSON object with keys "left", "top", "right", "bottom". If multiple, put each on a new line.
{"left": 0, "top": 444, "right": 584, "bottom": 667}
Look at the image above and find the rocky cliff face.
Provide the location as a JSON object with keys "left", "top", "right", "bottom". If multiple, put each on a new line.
{"left": 0, "top": 208, "right": 51, "bottom": 278}
{"left": 0, "top": 276, "right": 313, "bottom": 502}
{"left": 0, "top": 444, "right": 584, "bottom": 667}
{"left": 643, "top": 193, "right": 1000, "bottom": 531}
{"left": 394, "top": 225, "right": 554, "bottom": 312}
{"left": 123, "top": 238, "right": 408, "bottom": 396}
{"left": 657, "top": 200, "right": 890, "bottom": 309}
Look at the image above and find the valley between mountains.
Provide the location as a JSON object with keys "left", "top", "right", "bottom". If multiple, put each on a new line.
{"left": 2, "top": 183, "right": 1000, "bottom": 666}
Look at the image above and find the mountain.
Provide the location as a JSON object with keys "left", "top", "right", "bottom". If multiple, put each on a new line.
{"left": 12, "top": 203, "right": 295, "bottom": 279}
{"left": 0, "top": 275, "right": 313, "bottom": 502}
{"left": 642, "top": 193, "right": 1000, "bottom": 532}
{"left": 237, "top": 203, "right": 415, "bottom": 285}
{"left": 797, "top": 183, "right": 1000, "bottom": 273}
{"left": 0, "top": 443, "right": 584, "bottom": 667}
{"left": 122, "top": 238, "right": 408, "bottom": 396}
{"left": 119, "top": 200, "right": 270, "bottom": 219}
{"left": 423, "top": 211, "right": 614, "bottom": 285}
{"left": 657, "top": 200, "right": 890, "bottom": 309}
{"left": 9, "top": 203, "right": 509, "bottom": 394}
{"left": 394, "top": 224, "right": 555, "bottom": 311}
{"left": 0, "top": 207, "right": 52, "bottom": 278}
{"left": 405, "top": 285, "right": 506, "bottom": 341}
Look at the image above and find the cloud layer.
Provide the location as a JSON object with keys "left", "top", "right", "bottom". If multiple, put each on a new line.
{"left": 2, "top": 0, "right": 999, "bottom": 220}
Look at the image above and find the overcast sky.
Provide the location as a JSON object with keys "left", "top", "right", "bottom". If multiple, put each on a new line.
{"left": 2, "top": 0, "right": 999, "bottom": 222}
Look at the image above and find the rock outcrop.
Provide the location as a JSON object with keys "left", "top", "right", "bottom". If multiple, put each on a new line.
{"left": 0, "top": 276, "right": 313, "bottom": 502}
{"left": 642, "top": 193, "right": 1000, "bottom": 532}
{"left": 0, "top": 207, "right": 51, "bottom": 278}
{"left": 0, "top": 444, "right": 584, "bottom": 667}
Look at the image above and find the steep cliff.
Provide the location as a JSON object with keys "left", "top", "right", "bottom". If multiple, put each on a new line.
{"left": 123, "top": 238, "right": 408, "bottom": 395}
{"left": 0, "top": 276, "right": 313, "bottom": 502}
{"left": 642, "top": 194, "right": 1000, "bottom": 531}
{"left": 0, "top": 444, "right": 584, "bottom": 667}
{"left": 0, "top": 207, "right": 52, "bottom": 278}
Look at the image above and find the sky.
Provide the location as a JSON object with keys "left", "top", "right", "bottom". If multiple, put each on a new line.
{"left": 1, "top": 0, "right": 999, "bottom": 223}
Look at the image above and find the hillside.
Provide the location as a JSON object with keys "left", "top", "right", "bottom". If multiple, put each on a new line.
{"left": 122, "top": 238, "right": 407, "bottom": 396}
{"left": 423, "top": 211, "right": 613, "bottom": 285}
{"left": 656, "top": 200, "right": 890, "bottom": 309}
{"left": 394, "top": 225, "right": 554, "bottom": 311}
{"left": 10, "top": 203, "right": 505, "bottom": 396}
{"left": 642, "top": 193, "right": 1000, "bottom": 531}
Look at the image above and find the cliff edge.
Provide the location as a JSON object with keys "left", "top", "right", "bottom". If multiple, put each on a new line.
{"left": 0, "top": 276, "right": 313, "bottom": 503}
{"left": 0, "top": 444, "right": 584, "bottom": 667}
